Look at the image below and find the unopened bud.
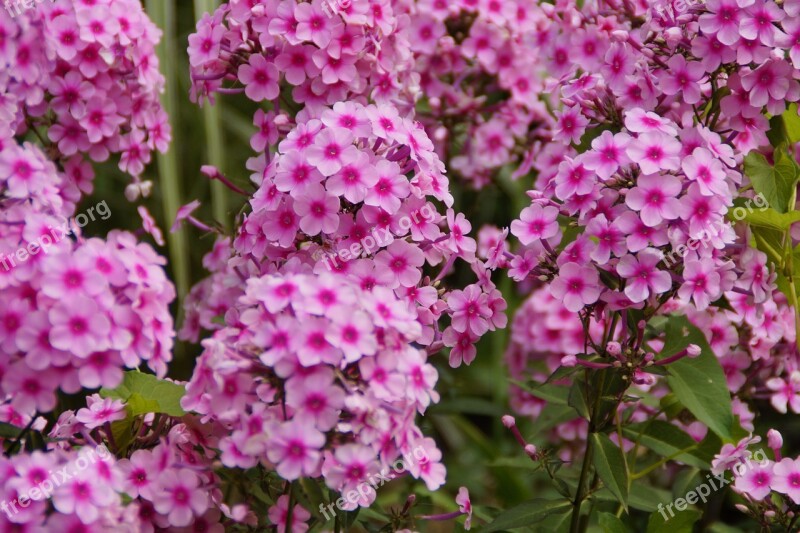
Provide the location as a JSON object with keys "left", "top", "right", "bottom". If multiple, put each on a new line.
{"left": 686, "top": 344, "right": 701, "bottom": 358}
{"left": 501, "top": 415, "right": 516, "bottom": 429}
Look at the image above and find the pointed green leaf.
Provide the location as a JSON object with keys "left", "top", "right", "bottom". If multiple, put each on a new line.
{"left": 744, "top": 150, "right": 798, "bottom": 213}
{"left": 101, "top": 371, "right": 186, "bottom": 417}
{"left": 646, "top": 508, "right": 700, "bottom": 533}
{"left": 622, "top": 421, "right": 710, "bottom": 469}
{"left": 592, "top": 433, "right": 629, "bottom": 511}
{"left": 657, "top": 315, "right": 733, "bottom": 440}
{"left": 599, "top": 512, "right": 631, "bottom": 533}
{"left": 482, "top": 498, "right": 572, "bottom": 532}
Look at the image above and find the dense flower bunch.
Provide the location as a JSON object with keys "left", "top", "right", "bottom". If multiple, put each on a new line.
{"left": 0, "top": 0, "right": 170, "bottom": 195}
{"left": 503, "top": 0, "right": 800, "bottom": 415}
{"left": 493, "top": 0, "right": 800, "bottom": 527}
{"left": 179, "top": 90, "right": 504, "bottom": 523}
{"left": 398, "top": 0, "right": 551, "bottom": 188}
{"left": 713, "top": 431, "right": 800, "bottom": 531}
{"left": 0, "top": 0, "right": 175, "bottom": 424}
{"left": 0, "top": 393, "right": 242, "bottom": 531}
{"left": 187, "top": 0, "right": 419, "bottom": 112}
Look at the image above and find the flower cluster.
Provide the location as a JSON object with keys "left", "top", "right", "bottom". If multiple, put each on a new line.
{"left": 178, "top": 93, "right": 505, "bottom": 521}
{"left": 0, "top": 393, "right": 240, "bottom": 531}
{"left": 0, "top": 0, "right": 170, "bottom": 196}
{"left": 400, "top": 0, "right": 549, "bottom": 187}
{"left": 715, "top": 431, "right": 800, "bottom": 530}
{"left": 187, "top": 0, "right": 419, "bottom": 113}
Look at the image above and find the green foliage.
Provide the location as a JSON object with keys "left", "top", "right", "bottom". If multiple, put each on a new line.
{"left": 591, "top": 433, "right": 629, "bottom": 511}
{"left": 744, "top": 148, "right": 798, "bottom": 214}
{"left": 655, "top": 315, "right": 733, "bottom": 440}
{"left": 645, "top": 508, "right": 701, "bottom": 533}
{"left": 483, "top": 498, "right": 572, "bottom": 532}
{"left": 100, "top": 371, "right": 187, "bottom": 417}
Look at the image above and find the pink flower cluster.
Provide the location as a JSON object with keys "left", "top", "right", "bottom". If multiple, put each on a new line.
{"left": 0, "top": 394, "right": 243, "bottom": 531}
{"left": 0, "top": 0, "right": 170, "bottom": 194}
{"left": 178, "top": 96, "right": 505, "bottom": 513}
{"left": 187, "top": 0, "right": 418, "bottom": 112}
{"left": 716, "top": 432, "right": 800, "bottom": 529}
{"left": 398, "top": 0, "right": 553, "bottom": 188}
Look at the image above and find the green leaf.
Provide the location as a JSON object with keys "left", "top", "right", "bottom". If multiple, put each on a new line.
{"left": 646, "top": 508, "right": 701, "bottom": 533}
{"left": 622, "top": 421, "right": 710, "bottom": 470}
{"left": 0, "top": 422, "right": 23, "bottom": 439}
{"left": 592, "top": 433, "right": 629, "bottom": 511}
{"left": 594, "top": 483, "right": 671, "bottom": 512}
{"left": 510, "top": 381, "right": 570, "bottom": 406}
{"left": 482, "top": 498, "right": 571, "bottom": 532}
{"left": 783, "top": 103, "right": 800, "bottom": 144}
{"left": 101, "top": 372, "right": 186, "bottom": 417}
{"left": 751, "top": 225, "right": 785, "bottom": 266}
{"left": 568, "top": 379, "right": 590, "bottom": 420}
{"left": 744, "top": 149, "right": 799, "bottom": 214}
{"left": 657, "top": 315, "right": 733, "bottom": 440}
{"left": 737, "top": 207, "right": 800, "bottom": 231}
{"left": 599, "top": 512, "right": 631, "bottom": 533}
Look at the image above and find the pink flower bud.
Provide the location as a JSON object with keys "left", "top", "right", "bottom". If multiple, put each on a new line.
{"left": 501, "top": 415, "right": 516, "bottom": 429}
{"left": 561, "top": 354, "right": 578, "bottom": 367}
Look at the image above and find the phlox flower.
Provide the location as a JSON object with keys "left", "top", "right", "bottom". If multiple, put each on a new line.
{"left": 616, "top": 249, "right": 672, "bottom": 303}
{"left": 268, "top": 495, "right": 311, "bottom": 533}
{"left": 658, "top": 55, "right": 705, "bottom": 104}
{"left": 447, "top": 285, "right": 492, "bottom": 336}
{"left": 294, "top": 183, "right": 340, "bottom": 236}
{"left": 553, "top": 106, "right": 589, "bottom": 145}
{"left": 266, "top": 420, "right": 325, "bottom": 480}
{"left": 625, "top": 132, "right": 681, "bottom": 175}
{"left": 549, "top": 262, "right": 602, "bottom": 312}
{"left": 771, "top": 458, "right": 800, "bottom": 503}
{"left": 75, "top": 394, "right": 126, "bottom": 429}
{"left": 625, "top": 174, "right": 682, "bottom": 227}
{"left": 510, "top": 204, "right": 559, "bottom": 245}
{"left": 733, "top": 462, "right": 774, "bottom": 500}
{"left": 153, "top": 469, "right": 208, "bottom": 527}
{"left": 238, "top": 54, "right": 280, "bottom": 102}
{"left": 374, "top": 240, "right": 425, "bottom": 289}
{"left": 582, "top": 131, "right": 631, "bottom": 180}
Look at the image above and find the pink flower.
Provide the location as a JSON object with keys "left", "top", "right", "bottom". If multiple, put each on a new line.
{"left": 53, "top": 469, "right": 118, "bottom": 524}
{"left": 616, "top": 249, "right": 672, "bottom": 303}
{"left": 553, "top": 105, "right": 589, "bottom": 145}
{"left": 700, "top": 0, "right": 743, "bottom": 45}
{"left": 682, "top": 147, "right": 729, "bottom": 197}
{"left": 510, "top": 204, "right": 559, "bottom": 245}
{"left": 658, "top": 56, "right": 705, "bottom": 104}
{"left": 447, "top": 285, "right": 492, "bottom": 336}
{"left": 294, "top": 183, "right": 340, "bottom": 235}
{"left": 771, "top": 458, "right": 800, "bottom": 503}
{"left": 268, "top": 495, "right": 310, "bottom": 533}
{"left": 739, "top": 0, "right": 785, "bottom": 46}
{"left": 741, "top": 59, "right": 793, "bottom": 107}
{"left": 153, "top": 469, "right": 208, "bottom": 527}
{"left": 117, "top": 449, "right": 156, "bottom": 499}
{"left": 625, "top": 132, "right": 682, "bottom": 175}
{"left": 294, "top": 2, "right": 334, "bottom": 47}
{"left": 733, "top": 462, "right": 774, "bottom": 500}
{"left": 48, "top": 296, "right": 111, "bottom": 358}
{"left": 306, "top": 128, "right": 357, "bottom": 177}
{"left": 456, "top": 487, "right": 473, "bottom": 530}
{"left": 582, "top": 131, "right": 631, "bottom": 180}
{"left": 322, "top": 444, "right": 380, "bottom": 509}
{"left": 679, "top": 259, "right": 722, "bottom": 310}
{"left": 374, "top": 241, "right": 425, "bottom": 288}
{"left": 550, "top": 262, "right": 602, "bottom": 312}
{"left": 363, "top": 159, "right": 410, "bottom": 214}
{"left": 266, "top": 420, "right": 325, "bottom": 480}
{"left": 285, "top": 370, "right": 345, "bottom": 431}
{"left": 238, "top": 54, "right": 280, "bottom": 102}
{"left": 75, "top": 394, "right": 126, "bottom": 429}
{"left": 625, "top": 174, "right": 682, "bottom": 227}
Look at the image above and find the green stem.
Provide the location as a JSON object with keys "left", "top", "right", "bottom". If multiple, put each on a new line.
{"left": 570, "top": 433, "right": 595, "bottom": 533}
{"left": 193, "top": 0, "right": 230, "bottom": 231}
{"left": 145, "top": 0, "right": 190, "bottom": 302}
